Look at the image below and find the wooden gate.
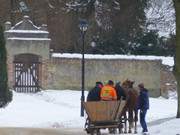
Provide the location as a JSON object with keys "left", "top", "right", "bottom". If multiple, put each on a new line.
{"left": 13, "top": 54, "right": 41, "bottom": 93}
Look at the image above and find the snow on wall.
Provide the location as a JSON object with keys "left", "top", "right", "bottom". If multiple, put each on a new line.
{"left": 52, "top": 53, "right": 174, "bottom": 67}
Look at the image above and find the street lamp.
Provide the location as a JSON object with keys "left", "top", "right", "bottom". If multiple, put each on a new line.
{"left": 79, "top": 19, "right": 88, "bottom": 117}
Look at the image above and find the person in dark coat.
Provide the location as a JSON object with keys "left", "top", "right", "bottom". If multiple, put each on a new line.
{"left": 87, "top": 82, "right": 103, "bottom": 101}
{"left": 137, "top": 83, "right": 149, "bottom": 134}
{"left": 115, "top": 81, "right": 126, "bottom": 100}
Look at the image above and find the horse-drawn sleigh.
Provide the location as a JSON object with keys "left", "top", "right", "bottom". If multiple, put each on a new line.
{"left": 83, "top": 79, "right": 139, "bottom": 135}
{"left": 83, "top": 100, "right": 126, "bottom": 135}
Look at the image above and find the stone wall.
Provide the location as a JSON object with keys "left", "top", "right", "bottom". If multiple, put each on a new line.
{"left": 6, "top": 39, "right": 50, "bottom": 60}
{"left": 44, "top": 57, "right": 162, "bottom": 97}
{"left": 160, "top": 65, "right": 177, "bottom": 98}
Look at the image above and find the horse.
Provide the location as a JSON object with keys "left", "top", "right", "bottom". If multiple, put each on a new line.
{"left": 118, "top": 79, "right": 139, "bottom": 134}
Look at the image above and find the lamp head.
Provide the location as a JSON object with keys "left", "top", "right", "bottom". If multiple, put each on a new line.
{"left": 79, "top": 19, "right": 88, "bottom": 32}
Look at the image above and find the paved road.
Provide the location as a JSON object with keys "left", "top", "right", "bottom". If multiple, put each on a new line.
{"left": 0, "top": 127, "right": 116, "bottom": 135}
{"left": 0, "top": 127, "right": 87, "bottom": 135}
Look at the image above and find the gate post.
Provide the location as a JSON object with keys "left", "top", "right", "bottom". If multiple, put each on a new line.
{"left": 4, "top": 16, "right": 51, "bottom": 92}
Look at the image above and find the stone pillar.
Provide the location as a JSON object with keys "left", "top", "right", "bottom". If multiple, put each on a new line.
{"left": 40, "top": 24, "right": 48, "bottom": 31}
{"left": 41, "top": 59, "right": 49, "bottom": 89}
{"left": 4, "top": 21, "right": 11, "bottom": 31}
{"left": 6, "top": 56, "right": 14, "bottom": 89}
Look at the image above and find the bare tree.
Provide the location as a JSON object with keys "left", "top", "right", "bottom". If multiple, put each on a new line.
{"left": 146, "top": 0, "right": 175, "bottom": 36}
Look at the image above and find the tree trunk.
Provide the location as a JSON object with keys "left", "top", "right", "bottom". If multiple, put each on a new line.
{"left": 0, "top": 25, "right": 12, "bottom": 107}
{"left": 173, "top": 0, "right": 180, "bottom": 118}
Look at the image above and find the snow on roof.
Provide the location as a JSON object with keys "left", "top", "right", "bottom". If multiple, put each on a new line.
{"left": 52, "top": 53, "right": 174, "bottom": 67}
{"left": 7, "top": 37, "right": 51, "bottom": 41}
{"left": 11, "top": 21, "right": 23, "bottom": 29}
{"left": 6, "top": 30, "right": 49, "bottom": 34}
{"left": 11, "top": 17, "right": 40, "bottom": 30}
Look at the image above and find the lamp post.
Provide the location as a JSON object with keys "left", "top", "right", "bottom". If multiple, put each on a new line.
{"left": 79, "top": 19, "right": 88, "bottom": 117}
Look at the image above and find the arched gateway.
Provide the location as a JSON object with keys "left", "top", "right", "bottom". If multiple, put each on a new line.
{"left": 5, "top": 16, "right": 50, "bottom": 93}
{"left": 14, "top": 54, "right": 41, "bottom": 92}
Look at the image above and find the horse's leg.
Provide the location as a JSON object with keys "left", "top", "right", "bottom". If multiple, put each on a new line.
{"left": 134, "top": 120, "right": 137, "bottom": 134}
{"left": 119, "top": 109, "right": 127, "bottom": 134}
{"left": 134, "top": 109, "right": 138, "bottom": 134}
{"left": 124, "top": 112, "right": 128, "bottom": 134}
{"left": 119, "top": 123, "right": 123, "bottom": 134}
{"left": 96, "top": 129, "right": 101, "bottom": 135}
{"left": 128, "top": 110, "right": 133, "bottom": 133}
{"left": 118, "top": 115, "right": 123, "bottom": 134}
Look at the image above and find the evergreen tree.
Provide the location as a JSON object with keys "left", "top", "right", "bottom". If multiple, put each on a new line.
{"left": 92, "top": 0, "right": 148, "bottom": 54}
{"left": 134, "top": 30, "right": 159, "bottom": 55}
{"left": 133, "top": 30, "right": 175, "bottom": 56}
{"left": 158, "top": 34, "right": 175, "bottom": 56}
{"left": 0, "top": 24, "right": 12, "bottom": 107}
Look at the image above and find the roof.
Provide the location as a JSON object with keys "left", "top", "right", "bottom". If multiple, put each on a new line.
{"left": 5, "top": 16, "right": 50, "bottom": 40}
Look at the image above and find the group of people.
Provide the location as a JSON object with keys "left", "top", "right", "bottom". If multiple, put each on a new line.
{"left": 86, "top": 80, "right": 149, "bottom": 134}
{"left": 87, "top": 80, "right": 126, "bottom": 102}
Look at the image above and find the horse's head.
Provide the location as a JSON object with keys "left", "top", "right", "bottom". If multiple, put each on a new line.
{"left": 122, "top": 79, "right": 129, "bottom": 88}
{"left": 122, "top": 79, "right": 135, "bottom": 89}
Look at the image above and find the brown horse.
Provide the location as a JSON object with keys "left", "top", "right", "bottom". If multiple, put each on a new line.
{"left": 120, "top": 79, "right": 139, "bottom": 134}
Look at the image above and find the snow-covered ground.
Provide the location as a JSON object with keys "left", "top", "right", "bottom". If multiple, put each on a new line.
{"left": 0, "top": 90, "right": 179, "bottom": 135}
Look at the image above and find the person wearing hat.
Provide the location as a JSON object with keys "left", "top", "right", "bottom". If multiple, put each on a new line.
{"left": 137, "top": 83, "right": 149, "bottom": 134}
{"left": 100, "top": 80, "right": 117, "bottom": 101}
{"left": 87, "top": 81, "right": 103, "bottom": 101}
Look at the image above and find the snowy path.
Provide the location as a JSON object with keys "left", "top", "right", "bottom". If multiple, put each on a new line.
{"left": 0, "top": 117, "right": 177, "bottom": 135}
{"left": 0, "top": 90, "right": 179, "bottom": 135}
{"left": 147, "top": 116, "right": 175, "bottom": 127}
